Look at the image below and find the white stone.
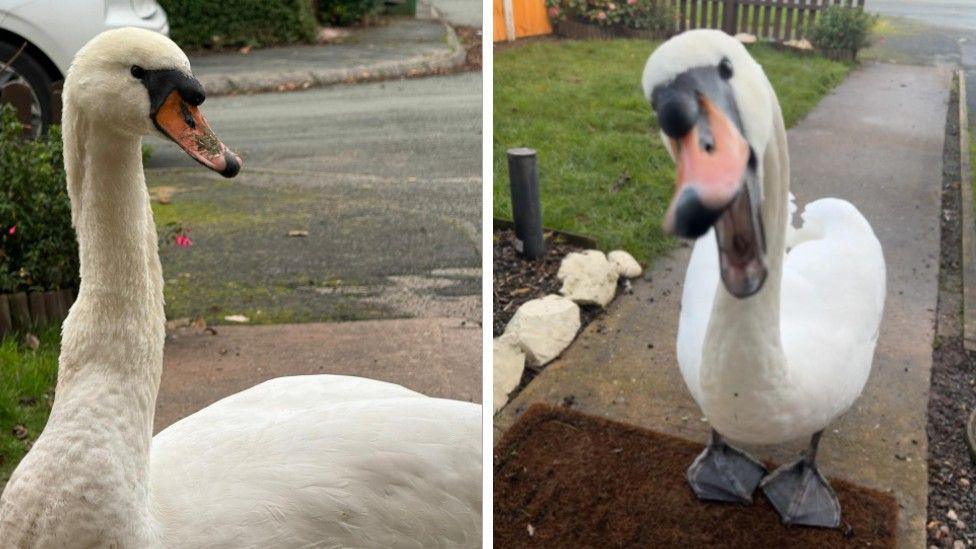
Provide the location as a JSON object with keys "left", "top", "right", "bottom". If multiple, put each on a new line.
{"left": 505, "top": 294, "right": 581, "bottom": 367}
{"left": 734, "top": 33, "right": 757, "bottom": 44}
{"left": 493, "top": 332, "right": 525, "bottom": 412}
{"left": 784, "top": 38, "right": 814, "bottom": 51}
{"left": 557, "top": 250, "right": 618, "bottom": 307}
{"left": 607, "top": 250, "right": 642, "bottom": 278}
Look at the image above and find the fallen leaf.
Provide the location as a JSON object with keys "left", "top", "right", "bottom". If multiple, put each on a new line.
{"left": 287, "top": 230, "right": 309, "bottom": 237}
{"left": 190, "top": 315, "right": 207, "bottom": 329}
{"left": 224, "top": 314, "right": 249, "bottom": 323}
{"left": 12, "top": 425, "right": 28, "bottom": 440}
{"left": 238, "top": 45, "right": 252, "bottom": 54}
{"left": 24, "top": 333, "right": 39, "bottom": 350}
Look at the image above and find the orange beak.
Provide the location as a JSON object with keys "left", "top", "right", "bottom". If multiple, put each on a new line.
{"left": 153, "top": 90, "right": 241, "bottom": 178}
{"left": 663, "top": 96, "right": 751, "bottom": 236}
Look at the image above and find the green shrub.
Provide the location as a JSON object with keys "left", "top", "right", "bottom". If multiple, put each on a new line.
{"left": 545, "top": 0, "right": 674, "bottom": 31}
{"left": 808, "top": 6, "right": 877, "bottom": 60}
{"left": 158, "top": 0, "right": 318, "bottom": 50}
{"left": 315, "top": 0, "right": 385, "bottom": 26}
{"left": 0, "top": 106, "right": 78, "bottom": 293}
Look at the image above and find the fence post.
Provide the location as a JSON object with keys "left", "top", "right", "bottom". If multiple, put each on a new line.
{"left": 507, "top": 148, "right": 546, "bottom": 260}
{"left": 722, "top": 0, "right": 738, "bottom": 35}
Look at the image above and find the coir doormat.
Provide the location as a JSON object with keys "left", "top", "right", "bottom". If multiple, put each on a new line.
{"left": 494, "top": 404, "right": 898, "bottom": 548}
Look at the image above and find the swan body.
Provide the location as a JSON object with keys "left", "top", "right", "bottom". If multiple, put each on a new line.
{"left": 0, "top": 27, "right": 481, "bottom": 548}
{"left": 678, "top": 197, "right": 885, "bottom": 445}
{"left": 642, "top": 30, "right": 885, "bottom": 525}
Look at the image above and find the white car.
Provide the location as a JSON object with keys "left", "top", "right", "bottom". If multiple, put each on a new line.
{"left": 0, "top": 0, "right": 168, "bottom": 135}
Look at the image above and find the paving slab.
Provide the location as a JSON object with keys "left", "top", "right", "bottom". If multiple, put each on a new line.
{"left": 496, "top": 63, "right": 951, "bottom": 548}
{"left": 155, "top": 317, "right": 480, "bottom": 433}
{"left": 190, "top": 17, "right": 465, "bottom": 96}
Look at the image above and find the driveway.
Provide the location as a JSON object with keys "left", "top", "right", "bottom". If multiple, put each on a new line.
{"left": 145, "top": 72, "right": 482, "bottom": 324}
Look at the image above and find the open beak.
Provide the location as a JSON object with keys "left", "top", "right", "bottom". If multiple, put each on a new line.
{"left": 653, "top": 72, "right": 766, "bottom": 297}
{"left": 153, "top": 90, "right": 241, "bottom": 178}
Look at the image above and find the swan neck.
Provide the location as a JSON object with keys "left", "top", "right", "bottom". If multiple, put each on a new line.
{"left": 707, "top": 96, "right": 789, "bottom": 362}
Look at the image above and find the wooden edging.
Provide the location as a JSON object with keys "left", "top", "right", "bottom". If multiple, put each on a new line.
{"left": 0, "top": 287, "right": 75, "bottom": 340}
{"left": 959, "top": 70, "right": 976, "bottom": 351}
{"left": 493, "top": 218, "right": 598, "bottom": 250}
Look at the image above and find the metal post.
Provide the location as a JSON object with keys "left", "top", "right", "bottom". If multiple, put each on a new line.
{"left": 507, "top": 148, "right": 545, "bottom": 259}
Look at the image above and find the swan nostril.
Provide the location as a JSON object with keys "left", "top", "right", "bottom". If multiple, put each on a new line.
{"left": 657, "top": 89, "right": 699, "bottom": 139}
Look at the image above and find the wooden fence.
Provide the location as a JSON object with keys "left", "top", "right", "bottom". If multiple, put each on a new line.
{"left": 553, "top": 0, "right": 867, "bottom": 44}
{"left": 674, "top": 0, "right": 866, "bottom": 42}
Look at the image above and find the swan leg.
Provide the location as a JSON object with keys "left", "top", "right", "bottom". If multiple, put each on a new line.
{"left": 686, "top": 429, "right": 767, "bottom": 504}
{"left": 760, "top": 431, "right": 841, "bottom": 528}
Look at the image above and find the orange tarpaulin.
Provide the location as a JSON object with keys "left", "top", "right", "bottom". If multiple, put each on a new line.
{"left": 494, "top": 0, "right": 553, "bottom": 41}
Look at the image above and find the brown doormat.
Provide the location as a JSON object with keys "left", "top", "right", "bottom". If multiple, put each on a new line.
{"left": 495, "top": 404, "right": 898, "bottom": 548}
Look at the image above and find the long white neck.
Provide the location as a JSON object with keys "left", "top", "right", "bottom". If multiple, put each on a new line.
{"left": 0, "top": 101, "right": 166, "bottom": 545}
{"left": 58, "top": 98, "right": 166, "bottom": 449}
{"left": 701, "top": 94, "right": 790, "bottom": 390}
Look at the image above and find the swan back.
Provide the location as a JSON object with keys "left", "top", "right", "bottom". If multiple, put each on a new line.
{"left": 150, "top": 376, "right": 483, "bottom": 548}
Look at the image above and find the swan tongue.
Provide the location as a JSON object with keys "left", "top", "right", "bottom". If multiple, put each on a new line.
{"left": 153, "top": 91, "right": 242, "bottom": 178}
{"left": 663, "top": 97, "right": 750, "bottom": 238}
{"left": 714, "top": 184, "right": 767, "bottom": 298}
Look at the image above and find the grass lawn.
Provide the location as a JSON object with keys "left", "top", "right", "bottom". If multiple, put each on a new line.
{"left": 0, "top": 327, "right": 60, "bottom": 485}
{"left": 493, "top": 39, "right": 851, "bottom": 264}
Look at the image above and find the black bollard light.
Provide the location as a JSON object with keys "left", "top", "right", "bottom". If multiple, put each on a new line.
{"left": 507, "top": 147, "right": 545, "bottom": 259}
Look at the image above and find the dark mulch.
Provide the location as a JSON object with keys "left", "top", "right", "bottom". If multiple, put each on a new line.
{"left": 493, "top": 228, "right": 603, "bottom": 336}
{"left": 926, "top": 76, "right": 976, "bottom": 548}
{"left": 495, "top": 404, "right": 899, "bottom": 548}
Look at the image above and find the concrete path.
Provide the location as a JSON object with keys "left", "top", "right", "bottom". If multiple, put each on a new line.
{"left": 155, "top": 318, "right": 480, "bottom": 432}
{"left": 190, "top": 15, "right": 464, "bottom": 96}
{"left": 496, "top": 63, "right": 950, "bottom": 548}
{"left": 145, "top": 73, "right": 481, "bottom": 325}
{"left": 863, "top": 4, "right": 976, "bottom": 125}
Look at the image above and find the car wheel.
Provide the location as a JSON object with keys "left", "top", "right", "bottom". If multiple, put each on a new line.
{"left": 0, "top": 41, "right": 54, "bottom": 138}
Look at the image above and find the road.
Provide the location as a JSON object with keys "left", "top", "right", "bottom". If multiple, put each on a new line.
{"left": 145, "top": 72, "right": 482, "bottom": 324}
{"left": 868, "top": 0, "right": 976, "bottom": 31}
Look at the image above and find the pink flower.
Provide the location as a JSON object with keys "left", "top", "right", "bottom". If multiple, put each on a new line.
{"left": 174, "top": 234, "right": 192, "bottom": 248}
{"left": 596, "top": 10, "right": 607, "bottom": 20}
{"left": 548, "top": 6, "right": 560, "bottom": 16}
{"left": 627, "top": 0, "right": 636, "bottom": 6}
{"left": 7, "top": 225, "right": 15, "bottom": 236}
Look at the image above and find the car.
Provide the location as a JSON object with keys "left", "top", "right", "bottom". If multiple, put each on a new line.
{"left": 0, "top": 0, "right": 168, "bottom": 136}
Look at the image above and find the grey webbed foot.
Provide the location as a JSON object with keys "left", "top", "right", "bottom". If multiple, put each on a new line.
{"left": 760, "top": 431, "right": 841, "bottom": 528}
{"left": 687, "top": 430, "right": 766, "bottom": 504}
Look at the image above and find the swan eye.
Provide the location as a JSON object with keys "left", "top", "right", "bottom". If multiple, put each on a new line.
{"left": 130, "top": 65, "right": 146, "bottom": 79}
{"left": 718, "top": 58, "right": 733, "bottom": 80}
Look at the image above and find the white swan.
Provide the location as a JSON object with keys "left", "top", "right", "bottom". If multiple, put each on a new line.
{"left": 0, "top": 28, "right": 481, "bottom": 547}
{"left": 641, "top": 30, "right": 885, "bottom": 527}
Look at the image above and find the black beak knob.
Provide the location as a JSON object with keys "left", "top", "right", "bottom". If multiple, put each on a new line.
{"left": 656, "top": 88, "right": 699, "bottom": 139}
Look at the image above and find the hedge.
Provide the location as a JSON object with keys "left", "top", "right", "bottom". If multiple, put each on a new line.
{"left": 0, "top": 106, "right": 78, "bottom": 293}
{"left": 316, "top": 0, "right": 386, "bottom": 26}
{"left": 158, "top": 0, "right": 318, "bottom": 50}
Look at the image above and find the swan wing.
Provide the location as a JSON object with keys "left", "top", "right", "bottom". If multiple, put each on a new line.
{"left": 150, "top": 375, "right": 482, "bottom": 549}
{"left": 780, "top": 198, "right": 886, "bottom": 426}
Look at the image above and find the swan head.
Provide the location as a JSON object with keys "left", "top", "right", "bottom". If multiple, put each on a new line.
{"left": 642, "top": 30, "right": 774, "bottom": 297}
{"left": 64, "top": 27, "right": 241, "bottom": 177}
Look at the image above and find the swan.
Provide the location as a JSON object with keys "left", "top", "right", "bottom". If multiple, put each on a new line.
{"left": 641, "top": 30, "right": 885, "bottom": 528}
{"left": 0, "top": 28, "right": 481, "bottom": 547}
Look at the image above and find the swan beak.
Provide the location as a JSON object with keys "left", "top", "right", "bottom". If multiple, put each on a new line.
{"left": 153, "top": 90, "right": 242, "bottom": 178}
{"left": 660, "top": 96, "right": 766, "bottom": 298}
{"left": 663, "top": 96, "right": 750, "bottom": 238}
